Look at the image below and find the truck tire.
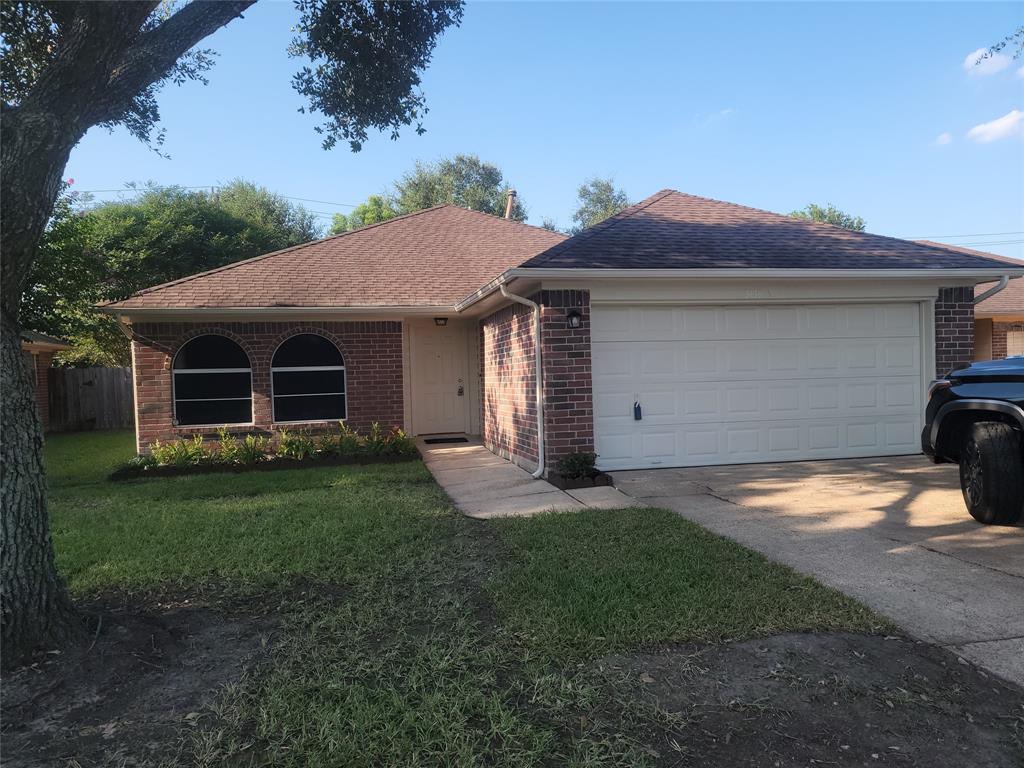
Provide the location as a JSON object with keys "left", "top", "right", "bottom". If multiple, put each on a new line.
{"left": 959, "top": 422, "right": 1024, "bottom": 525}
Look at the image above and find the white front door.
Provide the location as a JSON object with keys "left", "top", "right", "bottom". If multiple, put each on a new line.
{"left": 592, "top": 302, "right": 924, "bottom": 470}
{"left": 410, "top": 322, "right": 469, "bottom": 434}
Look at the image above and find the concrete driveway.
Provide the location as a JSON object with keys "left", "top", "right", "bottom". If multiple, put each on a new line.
{"left": 614, "top": 456, "right": 1024, "bottom": 687}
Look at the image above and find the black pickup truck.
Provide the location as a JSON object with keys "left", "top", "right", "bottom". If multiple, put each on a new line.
{"left": 922, "top": 357, "right": 1024, "bottom": 524}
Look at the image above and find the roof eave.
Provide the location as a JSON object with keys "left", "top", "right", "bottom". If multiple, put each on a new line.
{"left": 507, "top": 267, "right": 1024, "bottom": 280}
{"left": 103, "top": 304, "right": 458, "bottom": 320}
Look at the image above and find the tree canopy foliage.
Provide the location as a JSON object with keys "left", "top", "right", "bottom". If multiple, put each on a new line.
{"left": 788, "top": 203, "right": 866, "bottom": 232}
{"left": 330, "top": 154, "right": 526, "bottom": 232}
{"left": 571, "top": 178, "right": 630, "bottom": 233}
{"left": 330, "top": 194, "right": 400, "bottom": 233}
{"left": 21, "top": 181, "right": 321, "bottom": 366}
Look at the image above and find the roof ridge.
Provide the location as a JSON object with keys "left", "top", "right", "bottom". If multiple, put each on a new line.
{"left": 526, "top": 189, "right": 676, "bottom": 267}
{"left": 115, "top": 203, "right": 465, "bottom": 301}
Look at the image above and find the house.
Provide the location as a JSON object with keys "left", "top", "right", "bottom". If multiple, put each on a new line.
{"left": 20, "top": 330, "right": 71, "bottom": 432}
{"left": 975, "top": 277, "right": 1024, "bottom": 359}
{"left": 103, "top": 190, "right": 1022, "bottom": 473}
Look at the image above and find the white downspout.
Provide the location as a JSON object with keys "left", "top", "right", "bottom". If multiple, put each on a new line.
{"left": 974, "top": 275, "right": 1009, "bottom": 305}
{"left": 500, "top": 283, "right": 545, "bottom": 478}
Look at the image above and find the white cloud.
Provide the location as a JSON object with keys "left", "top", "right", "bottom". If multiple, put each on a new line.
{"left": 963, "top": 47, "right": 1011, "bottom": 75}
{"left": 966, "top": 109, "right": 1024, "bottom": 143}
{"left": 933, "top": 132, "right": 953, "bottom": 146}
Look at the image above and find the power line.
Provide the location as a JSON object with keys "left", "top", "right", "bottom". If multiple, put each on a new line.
{"left": 910, "top": 230, "right": 1024, "bottom": 240}
{"left": 72, "top": 185, "right": 357, "bottom": 209}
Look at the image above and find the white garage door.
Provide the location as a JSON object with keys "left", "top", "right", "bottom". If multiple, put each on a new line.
{"left": 592, "top": 303, "right": 923, "bottom": 470}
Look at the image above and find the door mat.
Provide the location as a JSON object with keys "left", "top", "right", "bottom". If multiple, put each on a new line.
{"left": 423, "top": 437, "right": 470, "bottom": 445}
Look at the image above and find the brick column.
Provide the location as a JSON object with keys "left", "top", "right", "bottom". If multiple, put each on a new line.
{"left": 935, "top": 287, "right": 975, "bottom": 376}
{"left": 992, "top": 322, "right": 1024, "bottom": 360}
{"left": 540, "top": 289, "right": 593, "bottom": 474}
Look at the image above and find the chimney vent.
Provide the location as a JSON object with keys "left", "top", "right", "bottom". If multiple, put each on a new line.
{"left": 504, "top": 189, "right": 517, "bottom": 219}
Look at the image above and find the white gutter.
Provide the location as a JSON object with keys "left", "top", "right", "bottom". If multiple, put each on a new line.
{"left": 974, "top": 275, "right": 1010, "bottom": 305}
{"left": 499, "top": 283, "right": 545, "bottom": 479}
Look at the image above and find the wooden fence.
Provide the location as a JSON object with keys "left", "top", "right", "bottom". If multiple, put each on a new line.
{"left": 48, "top": 367, "right": 134, "bottom": 432}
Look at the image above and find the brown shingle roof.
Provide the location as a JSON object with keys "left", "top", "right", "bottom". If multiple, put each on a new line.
{"left": 106, "top": 205, "right": 566, "bottom": 310}
{"left": 917, "top": 241, "right": 1024, "bottom": 316}
{"left": 521, "top": 190, "right": 1019, "bottom": 271}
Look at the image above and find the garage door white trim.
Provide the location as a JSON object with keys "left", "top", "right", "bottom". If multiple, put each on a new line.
{"left": 592, "top": 301, "right": 926, "bottom": 471}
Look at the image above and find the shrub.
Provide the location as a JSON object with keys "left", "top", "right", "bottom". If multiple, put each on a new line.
{"left": 217, "top": 427, "right": 241, "bottom": 464}
{"left": 238, "top": 434, "right": 269, "bottom": 464}
{"left": 555, "top": 451, "right": 597, "bottom": 479}
{"left": 364, "top": 422, "right": 389, "bottom": 456}
{"left": 150, "top": 435, "right": 211, "bottom": 467}
{"left": 386, "top": 427, "right": 417, "bottom": 457}
{"left": 277, "top": 429, "right": 316, "bottom": 461}
{"left": 337, "top": 422, "right": 362, "bottom": 458}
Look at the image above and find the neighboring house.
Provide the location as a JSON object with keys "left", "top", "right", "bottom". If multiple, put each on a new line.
{"left": 104, "top": 190, "right": 1022, "bottom": 473}
{"left": 916, "top": 240, "right": 1024, "bottom": 361}
{"left": 20, "top": 330, "right": 71, "bottom": 432}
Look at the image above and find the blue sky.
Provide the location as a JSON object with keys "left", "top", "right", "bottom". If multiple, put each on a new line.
{"left": 67, "top": 1, "right": 1024, "bottom": 257}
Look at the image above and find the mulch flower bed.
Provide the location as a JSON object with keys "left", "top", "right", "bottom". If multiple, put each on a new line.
{"left": 546, "top": 471, "right": 614, "bottom": 491}
{"left": 109, "top": 452, "right": 420, "bottom": 481}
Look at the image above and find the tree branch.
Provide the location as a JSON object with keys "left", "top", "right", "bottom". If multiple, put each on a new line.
{"left": 105, "top": 0, "right": 255, "bottom": 108}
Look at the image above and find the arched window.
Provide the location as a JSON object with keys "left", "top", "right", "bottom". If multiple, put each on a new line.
{"left": 272, "top": 334, "right": 346, "bottom": 423}
{"left": 172, "top": 335, "right": 253, "bottom": 426}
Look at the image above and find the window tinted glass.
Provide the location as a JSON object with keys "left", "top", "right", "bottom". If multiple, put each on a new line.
{"left": 274, "top": 394, "right": 346, "bottom": 422}
{"left": 174, "top": 371, "right": 252, "bottom": 400}
{"left": 174, "top": 335, "right": 250, "bottom": 369}
{"left": 272, "top": 334, "right": 344, "bottom": 368}
{"left": 273, "top": 370, "right": 345, "bottom": 397}
{"left": 176, "top": 398, "right": 252, "bottom": 426}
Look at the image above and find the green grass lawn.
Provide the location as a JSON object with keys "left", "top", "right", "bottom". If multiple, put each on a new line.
{"left": 44, "top": 430, "right": 882, "bottom": 767}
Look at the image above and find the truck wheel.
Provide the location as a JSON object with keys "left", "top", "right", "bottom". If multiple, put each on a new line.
{"left": 959, "top": 422, "right": 1024, "bottom": 525}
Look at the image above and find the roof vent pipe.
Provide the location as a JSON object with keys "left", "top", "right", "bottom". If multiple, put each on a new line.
{"left": 503, "top": 189, "right": 517, "bottom": 220}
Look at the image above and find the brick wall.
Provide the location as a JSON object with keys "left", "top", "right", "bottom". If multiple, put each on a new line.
{"left": 992, "top": 321, "right": 1024, "bottom": 360}
{"left": 479, "top": 301, "right": 539, "bottom": 470}
{"left": 935, "top": 287, "right": 975, "bottom": 376}
{"left": 131, "top": 321, "right": 404, "bottom": 453}
{"left": 539, "top": 290, "right": 594, "bottom": 473}
{"left": 479, "top": 289, "right": 594, "bottom": 475}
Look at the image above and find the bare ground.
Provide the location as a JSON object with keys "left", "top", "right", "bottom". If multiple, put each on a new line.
{"left": 597, "top": 632, "right": 1024, "bottom": 767}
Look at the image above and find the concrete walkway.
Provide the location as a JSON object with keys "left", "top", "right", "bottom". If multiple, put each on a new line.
{"left": 614, "top": 456, "right": 1024, "bottom": 687}
{"left": 419, "top": 438, "right": 639, "bottom": 519}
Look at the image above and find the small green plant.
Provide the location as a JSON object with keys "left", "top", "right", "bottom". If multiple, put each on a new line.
{"left": 337, "top": 422, "right": 362, "bottom": 458}
{"left": 121, "top": 453, "right": 158, "bottom": 471}
{"left": 364, "top": 422, "right": 388, "bottom": 456}
{"left": 277, "top": 429, "right": 316, "bottom": 460}
{"left": 555, "top": 451, "right": 597, "bottom": 480}
{"left": 150, "top": 435, "right": 211, "bottom": 467}
{"left": 216, "top": 427, "right": 241, "bottom": 464}
{"left": 385, "top": 427, "right": 417, "bottom": 457}
{"left": 238, "top": 434, "right": 269, "bottom": 464}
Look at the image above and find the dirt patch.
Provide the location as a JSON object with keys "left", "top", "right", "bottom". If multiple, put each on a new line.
{"left": 2, "top": 596, "right": 276, "bottom": 768}
{"left": 597, "top": 632, "right": 1024, "bottom": 767}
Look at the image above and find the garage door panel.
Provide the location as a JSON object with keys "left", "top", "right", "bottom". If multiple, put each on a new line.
{"left": 591, "top": 304, "right": 921, "bottom": 343}
{"left": 596, "top": 416, "right": 921, "bottom": 470}
{"left": 592, "top": 301, "right": 923, "bottom": 470}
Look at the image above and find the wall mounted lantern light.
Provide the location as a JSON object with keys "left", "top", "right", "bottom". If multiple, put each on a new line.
{"left": 566, "top": 309, "right": 583, "bottom": 329}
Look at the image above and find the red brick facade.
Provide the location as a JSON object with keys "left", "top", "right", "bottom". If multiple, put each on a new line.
{"left": 991, "top": 321, "right": 1024, "bottom": 360}
{"left": 935, "top": 287, "right": 975, "bottom": 376}
{"left": 479, "top": 289, "right": 594, "bottom": 475}
{"left": 539, "top": 290, "right": 594, "bottom": 473}
{"left": 130, "top": 321, "right": 404, "bottom": 453}
{"left": 480, "top": 301, "right": 539, "bottom": 469}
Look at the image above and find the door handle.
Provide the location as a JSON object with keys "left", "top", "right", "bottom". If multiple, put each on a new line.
{"left": 457, "top": 385, "right": 464, "bottom": 397}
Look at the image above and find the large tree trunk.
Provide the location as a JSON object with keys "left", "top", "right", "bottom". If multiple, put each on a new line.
{"left": 1, "top": 312, "right": 78, "bottom": 665}
{"left": 0, "top": 1, "right": 253, "bottom": 669}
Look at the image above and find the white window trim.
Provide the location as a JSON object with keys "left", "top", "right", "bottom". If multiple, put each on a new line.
{"left": 171, "top": 335, "right": 254, "bottom": 427}
{"left": 270, "top": 336, "right": 348, "bottom": 425}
